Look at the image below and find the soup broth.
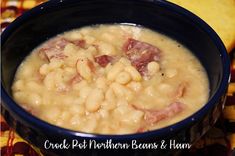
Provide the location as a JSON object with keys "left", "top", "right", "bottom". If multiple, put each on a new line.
{"left": 12, "top": 24, "right": 209, "bottom": 134}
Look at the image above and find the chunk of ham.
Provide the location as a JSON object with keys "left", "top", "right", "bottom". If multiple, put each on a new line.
{"left": 45, "top": 37, "right": 69, "bottom": 49}
{"left": 123, "top": 38, "right": 161, "bottom": 75}
{"left": 38, "top": 37, "right": 69, "bottom": 61}
{"left": 38, "top": 37, "right": 86, "bottom": 61}
{"left": 144, "top": 102, "right": 184, "bottom": 124}
{"left": 72, "top": 39, "right": 86, "bottom": 49}
{"left": 39, "top": 48, "right": 67, "bottom": 61}
{"left": 94, "top": 55, "right": 114, "bottom": 67}
{"left": 132, "top": 102, "right": 184, "bottom": 132}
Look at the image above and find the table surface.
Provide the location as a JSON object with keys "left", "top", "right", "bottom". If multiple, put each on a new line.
{"left": 1, "top": 0, "right": 235, "bottom": 156}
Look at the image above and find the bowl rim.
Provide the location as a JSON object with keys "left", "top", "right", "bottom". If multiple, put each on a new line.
{"left": 1, "top": 0, "right": 230, "bottom": 140}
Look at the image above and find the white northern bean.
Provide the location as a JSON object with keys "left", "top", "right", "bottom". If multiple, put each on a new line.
{"left": 107, "top": 62, "right": 124, "bottom": 81}
{"left": 119, "top": 58, "right": 131, "bottom": 66}
{"left": 96, "top": 77, "right": 107, "bottom": 90}
{"left": 124, "top": 66, "right": 142, "bottom": 81}
{"left": 147, "top": 61, "right": 160, "bottom": 75}
{"left": 111, "top": 83, "right": 133, "bottom": 101}
{"left": 43, "top": 72, "right": 55, "bottom": 90}
{"left": 99, "top": 42, "right": 116, "bottom": 55}
{"left": 86, "top": 46, "right": 97, "bottom": 56}
{"left": 115, "top": 71, "right": 131, "bottom": 84}
{"left": 13, "top": 91, "right": 28, "bottom": 104}
{"left": 64, "top": 31, "right": 82, "bottom": 40}
{"left": 12, "top": 80, "right": 24, "bottom": 91}
{"left": 70, "top": 104, "right": 85, "bottom": 116}
{"left": 121, "top": 110, "right": 144, "bottom": 125}
{"left": 76, "top": 58, "right": 92, "bottom": 81}
{"left": 26, "top": 81, "right": 42, "bottom": 91}
{"left": 127, "top": 82, "right": 142, "bottom": 92}
{"left": 20, "top": 65, "right": 33, "bottom": 77}
{"left": 101, "top": 101, "right": 116, "bottom": 111}
{"left": 39, "top": 64, "right": 49, "bottom": 75}
{"left": 105, "top": 88, "right": 116, "bottom": 104}
{"left": 79, "top": 86, "right": 92, "bottom": 99}
{"left": 86, "top": 88, "right": 104, "bottom": 112}
{"left": 84, "top": 35, "right": 96, "bottom": 44}
{"left": 64, "top": 43, "right": 79, "bottom": 56}
{"left": 144, "top": 86, "right": 155, "bottom": 97}
{"left": 73, "top": 80, "right": 88, "bottom": 91}
{"left": 101, "top": 33, "right": 115, "bottom": 43}
{"left": 49, "top": 60, "right": 64, "bottom": 70}
{"left": 99, "top": 109, "right": 109, "bottom": 118}
{"left": 113, "top": 104, "right": 130, "bottom": 116}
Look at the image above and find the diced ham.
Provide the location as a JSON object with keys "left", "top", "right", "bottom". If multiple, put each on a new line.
{"left": 94, "top": 55, "right": 114, "bottom": 67}
{"left": 133, "top": 102, "right": 184, "bottom": 132}
{"left": 144, "top": 102, "right": 184, "bottom": 124}
{"left": 123, "top": 38, "right": 161, "bottom": 75}
{"left": 71, "top": 39, "right": 86, "bottom": 49}
{"left": 42, "top": 37, "right": 69, "bottom": 50}
{"left": 43, "top": 37, "right": 86, "bottom": 49}
{"left": 40, "top": 48, "right": 68, "bottom": 60}
{"left": 37, "top": 37, "right": 69, "bottom": 61}
{"left": 38, "top": 48, "right": 50, "bottom": 62}
{"left": 38, "top": 37, "right": 86, "bottom": 61}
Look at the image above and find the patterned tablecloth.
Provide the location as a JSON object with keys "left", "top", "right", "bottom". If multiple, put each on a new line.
{"left": 1, "top": 0, "right": 235, "bottom": 155}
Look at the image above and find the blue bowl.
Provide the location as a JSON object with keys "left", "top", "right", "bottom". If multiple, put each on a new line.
{"left": 1, "top": 0, "right": 230, "bottom": 155}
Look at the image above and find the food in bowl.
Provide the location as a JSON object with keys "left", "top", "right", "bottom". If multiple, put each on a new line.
{"left": 11, "top": 24, "right": 209, "bottom": 134}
